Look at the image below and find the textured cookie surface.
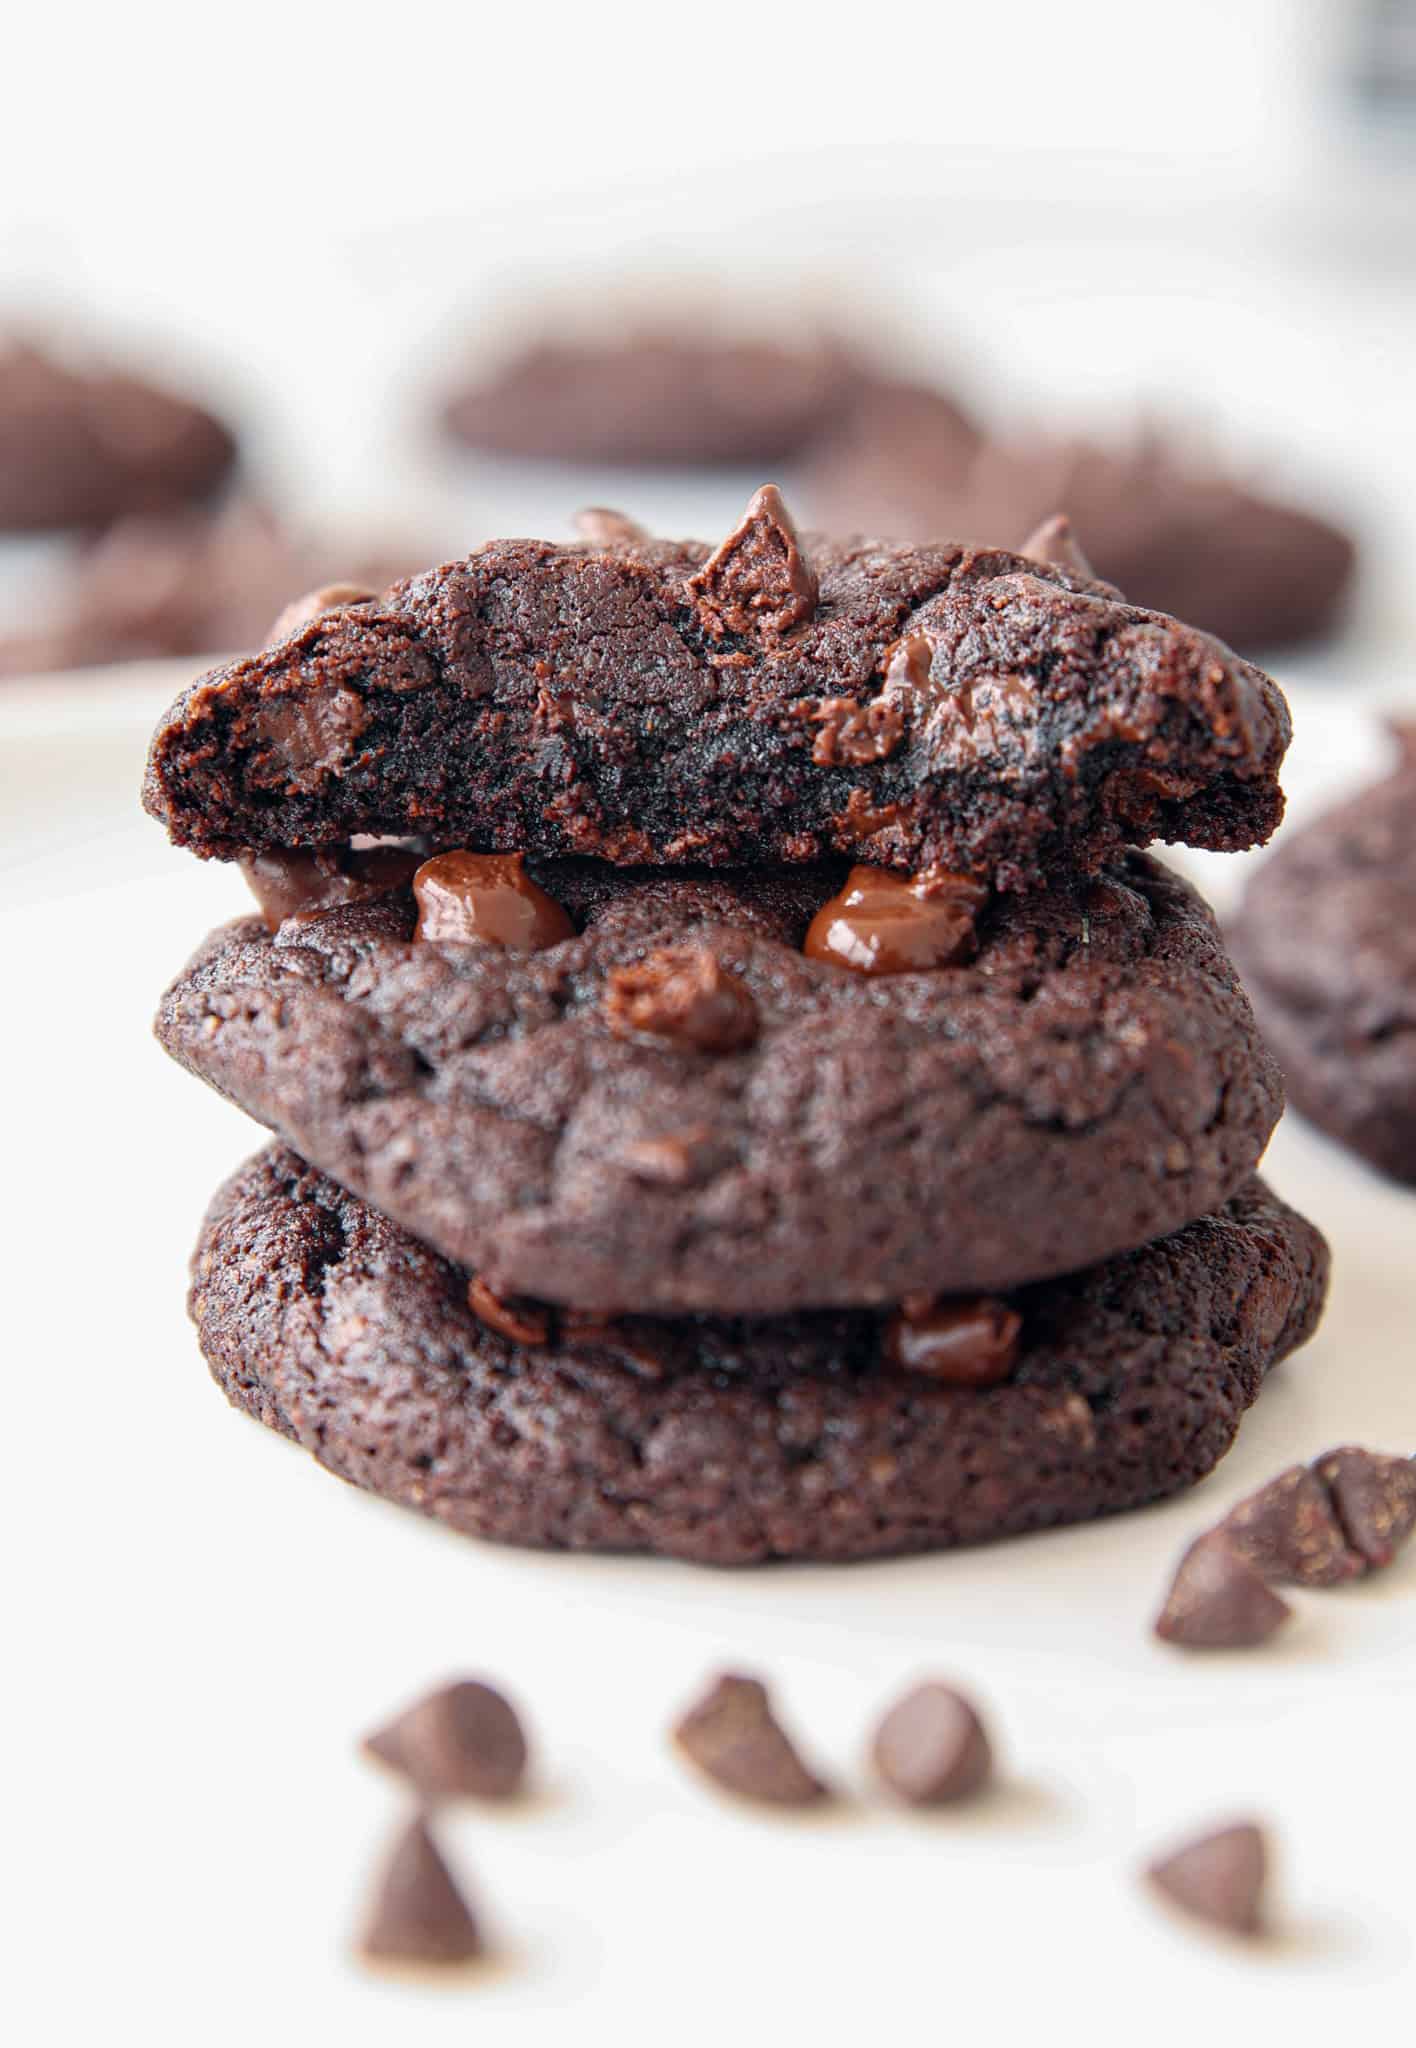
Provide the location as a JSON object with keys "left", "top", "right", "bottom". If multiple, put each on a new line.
{"left": 0, "top": 339, "right": 235, "bottom": 533}
{"left": 190, "top": 1147, "right": 1329, "bottom": 1566}
{"left": 1231, "top": 739, "right": 1416, "bottom": 1183}
{"left": 157, "top": 854, "right": 1283, "bottom": 1314}
{"left": 440, "top": 330, "right": 863, "bottom": 466}
{"left": 806, "top": 389, "right": 1354, "bottom": 655}
{"left": 142, "top": 518, "right": 1290, "bottom": 889}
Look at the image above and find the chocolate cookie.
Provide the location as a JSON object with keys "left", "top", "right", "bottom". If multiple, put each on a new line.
{"left": 0, "top": 504, "right": 421, "bottom": 679}
{"left": 157, "top": 852, "right": 1283, "bottom": 1315}
{"left": 0, "top": 339, "right": 235, "bottom": 533}
{"left": 807, "top": 388, "right": 1355, "bottom": 655}
{"left": 439, "top": 329, "right": 862, "bottom": 467}
{"left": 189, "top": 1147, "right": 1329, "bottom": 1565}
{"left": 143, "top": 492, "right": 1290, "bottom": 889}
{"left": 1231, "top": 732, "right": 1416, "bottom": 1183}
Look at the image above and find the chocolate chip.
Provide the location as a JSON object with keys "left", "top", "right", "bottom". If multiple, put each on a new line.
{"left": 364, "top": 1679, "right": 529, "bottom": 1802}
{"left": 240, "top": 845, "right": 420, "bottom": 931}
{"left": 870, "top": 1683, "right": 994, "bottom": 1805}
{"left": 559, "top": 1312, "right": 667, "bottom": 1380}
{"left": 466, "top": 1278, "right": 551, "bottom": 1348}
{"left": 265, "top": 581, "right": 377, "bottom": 647}
{"left": 882, "top": 1296, "right": 1021, "bottom": 1385}
{"left": 1221, "top": 1465, "right": 1365, "bottom": 1587}
{"left": 807, "top": 694, "right": 906, "bottom": 766}
{"left": 574, "top": 506, "right": 649, "bottom": 545}
{"left": 1146, "top": 1821, "right": 1269, "bottom": 1938}
{"left": 357, "top": 1814, "right": 484, "bottom": 1968}
{"left": 1154, "top": 1532, "right": 1293, "bottom": 1649}
{"left": 1018, "top": 512, "right": 1096, "bottom": 580}
{"left": 1312, "top": 1446, "right": 1416, "bottom": 1571}
{"left": 672, "top": 1674, "right": 828, "bottom": 1807}
{"left": 257, "top": 686, "right": 370, "bottom": 780}
{"left": 686, "top": 483, "right": 818, "bottom": 642}
{"left": 412, "top": 850, "right": 575, "bottom": 951}
{"left": 604, "top": 947, "right": 758, "bottom": 1052}
{"left": 803, "top": 865, "right": 988, "bottom": 976}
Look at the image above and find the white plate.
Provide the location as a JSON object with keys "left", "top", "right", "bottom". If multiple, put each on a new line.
{"left": 4, "top": 662, "right": 1413, "bottom": 2046}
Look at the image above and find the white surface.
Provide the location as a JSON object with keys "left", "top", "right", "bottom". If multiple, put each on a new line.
{"left": 3, "top": 664, "right": 1414, "bottom": 2044}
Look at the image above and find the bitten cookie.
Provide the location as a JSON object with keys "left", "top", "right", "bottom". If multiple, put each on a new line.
{"left": 142, "top": 490, "right": 1291, "bottom": 889}
{"left": 190, "top": 1147, "right": 1329, "bottom": 1566}
{"left": 157, "top": 852, "right": 1283, "bottom": 1315}
{"left": 0, "top": 339, "right": 236, "bottom": 532}
{"left": 1231, "top": 732, "right": 1416, "bottom": 1183}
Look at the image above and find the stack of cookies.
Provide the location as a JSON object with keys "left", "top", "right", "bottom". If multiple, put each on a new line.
{"left": 144, "top": 487, "right": 1329, "bottom": 1565}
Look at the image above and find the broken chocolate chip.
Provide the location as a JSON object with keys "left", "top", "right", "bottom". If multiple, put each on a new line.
{"left": 265, "top": 581, "right": 377, "bottom": 647}
{"left": 803, "top": 865, "right": 988, "bottom": 976}
{"left": 574, "top": 506, "right": 649, "bottom": 545}
{"left": 604, "top": 947, "right": 758, "bottom": 1052}
{"left": 1146, "top": 1821, "right": 1269, "bottom": 1938}
{"left": 686, "top": 483, "right": 818, "bottom": 642}
{"left": 1154, "top": 1532, "right": 1293, "bottom": 1649}
{"left": 1312, "top": 1446, "right": 1416, "bottom": 1571}
{"left": 1018, "top": 513, "right": 1095, "bottom": 580}
{"left": 466, "top": 1278, "right": 551, "bottom": 1348}
{"left": 871, "top": 1683, "right": 994, "bottom": 1805}
{"left": 1221, "top": 1465, "right": 1365, "bottom": 1587}
{"left": 412, "top": 850, "right": 575, "bottom": 950}
{"left": 882, "top": 1296, "right": 1022, "bottom": 1385}
{"left": 672, "top": 1674, "right": 828, "bottom": 1807}
{"left": 257, "top": 685, "right": 370, "bottom": 780}
{"left": 357, "top": 1815, "right": 484, "bottom": 1968}
{"left": 364, "top": 1678, "right": 529, "bottom": 1802}
{"left": 240, "top": 845, "right": 420, "bottom": 931}
{"left": 807, "top": 694, "right": 907, "bottom": 767}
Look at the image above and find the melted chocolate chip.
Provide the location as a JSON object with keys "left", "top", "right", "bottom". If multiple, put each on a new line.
{"left": 1154, "top": 1532, "right": 1293, "bottom": 1649}
{"left": 604, "top": 947, "right": 758, "bottom": 1052}
{"left": 1146, "top": 1822, "right": 1269, "bottom": 1939}
{"left": 412, "top": 850, "right": 574, "bottom": 950}
{"left": 871, "top": 1683, "right": 994, "bottom": 1805}
{"left": 672, "top": 1674, "right": 828, "bottom": 1807}
{"left": 574, "top": 506, "right": 649, "bottom": 545}
{"left": 258, "top": 685, "right": 370, "bottom": 779}
{"left": 879, "top": 630, "right": 937, "bottom": 694}
{"left": 240, "top": 845, "right": 420, "bottom": 932}
{"left": 265, "top": 581, "right": 377, "bottom": 647}
{"left": 357, "top": 1815, "right": 484, "bottom": 1969}
{"left": 467, "top": 1277, "right": 551, "bottom": 1347}
{"left": 803, "top": 865, "right": 988, "bottom": 976}
{"left": 883, "top": 1296, "right": 1022, "bottom": 1385}
{"left": 1018, "top": 513, "right": 1095, "bottom": 580}
{"left": 686, "top": 483, "right": 818, "bottom": 642}
{"left": 807, "top": 694, "right": 906, "bottom": 766}
{"left": 363, "top": 1679, "right": 529, "bottom": 1802}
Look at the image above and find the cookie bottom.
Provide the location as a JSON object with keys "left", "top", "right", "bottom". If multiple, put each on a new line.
{"left": 191, "top": 1148, "right": 1329, "bottom": 1566}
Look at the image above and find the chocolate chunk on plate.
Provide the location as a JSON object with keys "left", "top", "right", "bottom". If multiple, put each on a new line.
{"left": 1146, "top": 1820, "right": 1270, "bottom": 1939}
{"left": 1154, "top": 1531, "right": 1293, "bottom": 1649}
{"left": 357, "top": 1815, "right": 484, "bottom": 1970}
{"left": 363, "top": 1679, "right": 529, "bottom": 1802}
{"left": 1221, "top": 1465, "right": 1364, "bottom": 1587}
{"left": 672, "top": 1674, "right": 829, "bottom": 1807}
{"left": 1313, "top": 1446, "right": 1416, "bottom": 1571}
{"left": 870, "top": 1683, "right": 994, "bottom": 1806}
{"left": 143, "top": 491, "right": 1291, "bottom": 890}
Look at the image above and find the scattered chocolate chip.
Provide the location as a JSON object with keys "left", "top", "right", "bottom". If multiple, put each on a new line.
{"left": 265, "top": 581, "right": 377, "bottom": 646}
{"left": 686, "top": 483, "right": 818, "bottom": 642}
{"left": 617, "top": 1127, "right": 726, "bottom": 1186}
{"left": 672, "top": 1674, "right": 828, "bottom": 1807}
{"left": 364, "top": 1678, "right": 529, "bottom": 1802}
{"left": 882, "top": 1295, "right": 1022, "bottom": 1385}
{"left": 803, "top": 865, "right": 988, "bottom": 976}
{"left": 357, "top": 1814, "right": 484, "bottom": 1968}
{"left": 1154, "top": 1532, "right": 1293, "bottom": 1649}
{"left": 1221, "top": 1465, "right": 1365, "bottom": 1587}
{"left": 240, "top": 845, "right": 420, "bottom": 931}
{"left": 1312, "top": 1446, "right": 1416, "bottom": 1571}
{"left": 1146, "top": 1821, "right": 1269, "bottom": 1939}
{"left": 412, "top": 850, "right": 575, "bottom": 951}
{"left": 466, "top": 1278, "right": 551, "bottom": 1348}
{"left": 1018, "top": 513, "right": 1096, "bottom": 580}
{"left": 604, "top": 947, "right": 758, "bottom": 1052}
{"left": 871, "top": 1683, "right": 994, "bottom": 1805}
{"left": 574, "top": 506, "right": 649, "bottom": 545}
